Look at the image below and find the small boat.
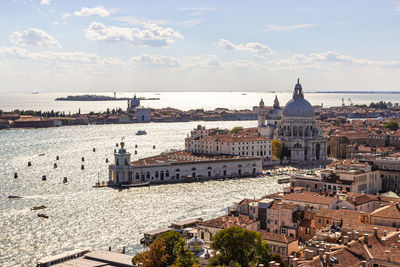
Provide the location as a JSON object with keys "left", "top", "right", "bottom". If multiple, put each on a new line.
{"left": 277, "top": 177, "right": 290, "bottom": 184}
{"left": 38, "top": 213, "right": 49, "bottom": 219}
{"left": 136, "top": 130, "right": 147, "bottom": 135}
{"left": 39, "top": 153, "right": 45, "bottom": 156}
{"left": 32, "top": 92, "right": 40, "bottom": 94}
{"left": 63, "top": 177, "right": 68, "bottom": 183}
{"left": 8, "top": 195, "right": 22, "bottom": 199}
{"left": 241, "top": 93, "right": 247, "bottom": 95}
{"left": 31, "top": 205, "right": 47, "bottom": 211}
{"left": 120, "top": 182, "right": 151, "bottom": 188}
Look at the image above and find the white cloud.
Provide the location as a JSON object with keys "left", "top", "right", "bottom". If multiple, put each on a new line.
{"left": 9, "top": 28, "right": 60, "bottom": 47}
{"left": 40, "top": 0, "right": 50, "bottom": 6}
{"left": 73, "top": 6, "right": 111, "bottom": 17}
{"left": 271, "top": 51, "right": 400, "bottom": 68}
{"left": 265, "top": 24, "right": 315, "bottom": 32}
{"left": 393, "top": 1, "right": 400, "bottom": 13}
{"left": 62, "top": 12, "right": 71, "bottom": 20}
{"left": 130, "top": 54, "right": 180, "bottom": 68}
{"left": 217, "top": 39, "right": 273, "bottom": 55}
{"left": 85, "top": 22, "right": 183, "bottom": 47}
{"left": 0, "top": 46, "right": 124, "bottom": 67}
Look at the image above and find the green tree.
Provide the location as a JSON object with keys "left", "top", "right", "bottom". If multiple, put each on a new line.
{"left": 133, "top": 231, "right": 198, "bottom": 267}
{"left": 384, "top": 121, "right": 398, "bottom": 131}
{"left": 271, "top": 139, "right": 283, "bottom": 161}
{"left": 230, "top": 126, "right": 244, "bottom": 134}
{"left": 209, "top": 227, "right": 270, "bottom": 266}
{"left": 132, "top": 238, "right": 168, "bottom": 267}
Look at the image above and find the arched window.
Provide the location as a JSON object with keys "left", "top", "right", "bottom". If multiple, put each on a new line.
{"left": 155, "top": 171, "right": 159, "bottom": 178}
{"left": 192, "top": 167, "right": 196, "bottom": 171}
{"left": 176, "top": 169, "right": 180, "bottom": 172}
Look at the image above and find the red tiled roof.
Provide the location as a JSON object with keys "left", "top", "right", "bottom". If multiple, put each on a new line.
{"left": 199, "top": 214, "right": 257, "bottom": 229}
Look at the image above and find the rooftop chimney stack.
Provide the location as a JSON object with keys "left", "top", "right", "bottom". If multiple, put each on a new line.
{"left": 363, "top": 233, "right": 369, "bottom": 246}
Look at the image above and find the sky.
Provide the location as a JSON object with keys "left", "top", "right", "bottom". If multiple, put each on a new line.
{"left": 1, "top": 0, "right": 400, "bottom": 93}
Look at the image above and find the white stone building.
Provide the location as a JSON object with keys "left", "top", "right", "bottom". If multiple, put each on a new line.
{"left": 108, "top": 143, "right": 262, "bottom": 186}
{"left": 258, "top": 79, "right": 328, "bottom": 163}
{"left": 126, "top": 94, "right": 151, "bottom": 122}
{"left": 185, "top": 126, "right": 273, "bottom": 166}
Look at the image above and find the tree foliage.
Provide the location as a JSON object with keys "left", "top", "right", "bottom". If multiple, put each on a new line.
{"left": 230, "top": 126, "right": 244, "bottom": 134}
{"left": 209, "top": 227, "right": 270, "bottom": 266}
{"left": 133, "top": 231, "right": 198, "bottom": 267}
{"left": 384, "top": 121, "right": 399, "bottom": 131}
{"left": 133, "top": 238, "right": 168, "bottom": 267}
{"left": 271, "top": 139, "right": 283, "bottom": 161}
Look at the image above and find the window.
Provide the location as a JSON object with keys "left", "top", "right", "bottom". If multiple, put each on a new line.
{"left": 155, "top": 171, "right": 159, "bottom": 178}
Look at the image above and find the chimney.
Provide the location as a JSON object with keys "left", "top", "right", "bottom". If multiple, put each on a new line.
{"left": 374, "top": 227, "right": 378, "bottom": 236}
{"left": 274, "top": 263, "right": 280, "bottom": 267}
{"left": 363, "top": 233, "right": 369, "bottom": 246}
{"left": 318, "top": 248, "right": 324, "bottom": 259}
{"left": 384, "top": 230, "right": 387, "bottom": 236}
{"left": 361, "top": 261, "right": 367, "bottom": 267}
{"left": 325, "top": 252, "right": 331, "bottom": 266}
{"left": 293, "top": 258, "right": 298, "bottom": 267}
{"left": 386, "top": 250, "right": 391, "bottom": 262}
{"left": 353, "top": 231, "right": 359, "bottom": 240}
{"left": 382, "top": 237, "right": 387, "bottom": 246}
{"left": 269, "top": 261, "right": 276, "bottom": 267}
{"left": 289, "top": 255, "right": 294, "bottom": 266}
{"left": 305, "top": 249, "right": 314, "bottom": 260}
{"left": 343, "top": 235, "right": 349, "bottom": 245}
{"left": 347, "top": 232, "right": 353, "bottom": 240}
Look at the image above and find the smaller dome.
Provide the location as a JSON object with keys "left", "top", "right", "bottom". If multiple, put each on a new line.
{"left": 188, "top": 236, "right": 204, "bottom": 253}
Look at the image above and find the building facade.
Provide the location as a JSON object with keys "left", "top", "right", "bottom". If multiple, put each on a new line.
{"left": 258, "top": 79, "right": 328, "bottom": 163}
{"left": 108, "top": 142, "right": 262, "bottom": 186}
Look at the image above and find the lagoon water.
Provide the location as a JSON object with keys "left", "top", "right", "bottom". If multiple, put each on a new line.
{"left": 0, "top": 121, "right": 287, "bottom": 266}
{"left": 0, "top": 91, "right": 396, "bottom": 266}
{"left": 1, "top": 91, "right": 400, "bottom": 114}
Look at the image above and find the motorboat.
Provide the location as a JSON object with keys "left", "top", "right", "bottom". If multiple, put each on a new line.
{"left": 38, "top": 213, "right": 49, "bottom": 219}
{"left": 136, "top": 130, "right": 147, "bottom": 135}
{"left": 31, "top": 205, "right": 47, "bottom": 211}
{"left": 8, "top": 195, "right": 22, "bottom": 199}
{"left": 277, "top": 177, "right": 290, "bottom": 184}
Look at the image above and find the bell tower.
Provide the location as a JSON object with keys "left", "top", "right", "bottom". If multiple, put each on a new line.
{"left": 114, "top": 141, "right": 131, "bottom": 167}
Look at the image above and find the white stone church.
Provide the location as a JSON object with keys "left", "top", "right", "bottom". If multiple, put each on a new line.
{"left": 257, "top": 79, "right": 328, "bottom": 162}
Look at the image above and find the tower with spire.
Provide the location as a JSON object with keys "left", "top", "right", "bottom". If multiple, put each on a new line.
{"left": 258, "top": 94, "right": 282, "bottom": 137}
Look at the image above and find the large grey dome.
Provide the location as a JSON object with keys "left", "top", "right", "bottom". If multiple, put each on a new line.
{"left": 282, "top": 98, "right": 314, "bottom": 117}
{"left": 282, "top": 79, "right": 314, "bottom": 117}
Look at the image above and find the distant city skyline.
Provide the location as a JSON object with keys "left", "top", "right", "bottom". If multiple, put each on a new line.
{"left": 1, "top": 0, "right": 400, "bottom": 93}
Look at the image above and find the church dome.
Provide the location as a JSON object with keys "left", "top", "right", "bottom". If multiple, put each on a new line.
{"left": 282, "top": 98, "right": 314, "bottom": 117}
{"left": 282, "top": 79, "right": 314, "bottom": 117}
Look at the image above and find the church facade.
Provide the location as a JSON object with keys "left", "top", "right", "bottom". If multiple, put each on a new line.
{"left": 258, "top": 79, "right": 328, "bottom": 163}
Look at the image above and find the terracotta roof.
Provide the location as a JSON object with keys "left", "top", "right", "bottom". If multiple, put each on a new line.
{"left": 316, "top": 208, "right": 367, "bottom": 227}
{"left": 269, "top": 200, "right": 297, "bottom": 210}
{"left": 301, "top": 231, "right": 400, "bottom": 266}
{"left": 259, "top": 231, "right": 298, "bottom": 244}
{"left": 281, "top": 192, "right": 335, "bottom": 206}
{"left": 199, "top": 214, "right": 257, "bottom": 229}
{"left": 370, "top": 203, "right": 400, "bottom": 220}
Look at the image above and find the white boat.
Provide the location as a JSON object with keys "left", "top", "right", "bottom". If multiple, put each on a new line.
{"left": 277, "top": 177, "right": 290, "bottom": 184}
{"left": 136, "top": 130, "right": 147, "bottom": 135}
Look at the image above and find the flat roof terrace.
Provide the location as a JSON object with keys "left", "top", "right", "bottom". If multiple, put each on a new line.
{"left": 131, "top": 150, "right": 260, "bottom": 167}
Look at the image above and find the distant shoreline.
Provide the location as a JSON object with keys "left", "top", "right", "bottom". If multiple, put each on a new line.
{"left": 313, "top": 91, "right": 400, "bottom": 94}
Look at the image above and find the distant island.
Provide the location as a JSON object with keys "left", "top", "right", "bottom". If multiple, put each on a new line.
{"left": 55, "top": 94, "right": 160, "bottom": 101}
